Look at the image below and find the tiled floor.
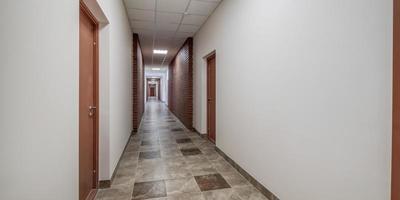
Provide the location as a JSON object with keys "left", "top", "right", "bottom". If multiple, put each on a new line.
{"left": 95, "top": 100, "right": 268, "bottom": 200}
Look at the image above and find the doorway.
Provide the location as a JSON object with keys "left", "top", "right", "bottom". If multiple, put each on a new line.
{"left": 79, "top": 2, "right": 99, "bottom": 200}
{"left": 146, "top": 78, "right": 161, "bottom": 101}
{"left": 150, "top": 86, "right": 156, "bottom": 97}
{"left": 207, "top": 53, "right": 216, "bottom": 143}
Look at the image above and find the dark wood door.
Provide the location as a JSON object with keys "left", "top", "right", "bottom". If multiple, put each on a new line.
{"left": 79, "top": 5, "right": 98, "bottom": 200}
{"left": 150, "top": 87, "right": 156, "bottom": 97}
{"left": 157, "top": 79, "right": 161, "bottom": 100}
{"left": 207, "top": 54, "right": 216, "bottom": 143}
{"left": 393, "top": 0, "right": 400, "bottom": 199}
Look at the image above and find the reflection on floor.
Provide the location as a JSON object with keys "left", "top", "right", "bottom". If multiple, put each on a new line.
{"left": 95, "top": 100, "right": 268, "bottom": 200}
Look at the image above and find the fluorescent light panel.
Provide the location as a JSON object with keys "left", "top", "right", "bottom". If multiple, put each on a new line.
{"left": 152, "top": 68, "right": 161, "bottom": 71}
{"left": 153, "top": 49, "right": 168, "bottom": 54}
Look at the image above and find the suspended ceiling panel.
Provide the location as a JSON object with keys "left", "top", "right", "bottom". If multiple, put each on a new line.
{"left": 124, "top": 0, "right": 222, "bottom": 68}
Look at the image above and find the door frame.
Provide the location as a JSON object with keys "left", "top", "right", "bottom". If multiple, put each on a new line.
{"left": 80, "top": 1, "right": 100, "bottom": 198}
{"left": 205, "top": 51, "right": 216, "bottom": 143}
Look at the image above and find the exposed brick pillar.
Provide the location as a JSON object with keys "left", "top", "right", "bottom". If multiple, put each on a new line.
{"left": 132, "top": 33, "right": 144, "bottom": 132}
{"left": 168, "top": 38, "right": 193, "bottom": 129}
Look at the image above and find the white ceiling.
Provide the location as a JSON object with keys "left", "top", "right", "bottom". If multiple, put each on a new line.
{"left": 124, "top": 0, "right": 221, "bottom": 68}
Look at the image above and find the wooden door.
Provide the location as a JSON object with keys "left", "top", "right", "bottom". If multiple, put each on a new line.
{"left": 207, "top": 54, "right": 216, "bottom": 143}
{"left": 146, "top": 81, "right": 150, "bottom": 100}
{"left": 157, "top": 79, "right": 161, "bottom": 101}
{"left": 79, "top": 4, "right": 98, "bottom": 200}
{"left": 150, "top": 87, "right": 156, "bottom": 97}
{"left": 393, "top": 0, "right": 400, "bottom": 199}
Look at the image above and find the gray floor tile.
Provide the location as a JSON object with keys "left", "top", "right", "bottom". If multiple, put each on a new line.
{"left": 96, "top": 101, "right": 269, "bottom": 200}
{"left": 194, "top": 174, "right": 231, "bottom": 191}
{"left": 132, "top": 180, "right": 167, "bottom": 200}
{"left": 202, "top": 188, "right": 241, "bottom": 200}
{"left": 166, "top": 177, "right": 201, "bottom": 195}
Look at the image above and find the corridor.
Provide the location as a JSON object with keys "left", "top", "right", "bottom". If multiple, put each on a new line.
{"left": 96, "top": 100, "right": 267, "bottom": 200}
{"left": 1, "top": 0, "right": 396, "bottom": 199}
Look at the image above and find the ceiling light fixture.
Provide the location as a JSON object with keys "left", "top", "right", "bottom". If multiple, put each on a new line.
{"left": 153, "top": 49, "right": 168, "bottom": 55}
{"left": 152, "top": 68, "right": 161, "bottom": 71}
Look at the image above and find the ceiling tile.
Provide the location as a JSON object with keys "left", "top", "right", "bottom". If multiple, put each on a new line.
{"left": 124, "top": 0, "right": 156, "bottom": 10}
{"left": 141, "top": 45, "right": 153, "bottom": 52}
{"left": 139, "top": 35, "right": 154, "bottom": 45}
{"left": 178, "top": 24, "right": 200, "bottom": 33}
{"left": 152, "top": 56, "right": 166, "bottom": 65}
{"left": 156, "top": 37, "right": 172, "bottom": 43}
{"left": 131, "top": 21, "right": 155, "bottom": 30}
{"left": 156, "top": 23, "right": 179, "bottom": 32}
{"left": 132, "top": 0, "right": 220, "bottom": 67}
{"left": 156, "top": 38, "right": 173, "bottom": 47}
{"left": 157, "top": 0, "right": 190, "bottom": 13}
{"left": 156, "top": 31, "right": 176, "bottom": 39}
{"left": 133, "top": 29, "right": 154, "bottom": 36}
{"left": 173, "top": 39, "right": 187, "bottom": 48}
{"left": 175, "top": 31, "right": 193, "bottom": 39}
{"left": 174, "top": 39, "right": 186, "bottom": 47}
{"left": 195, "top": 0, "right": 221, "bottom": 2}
{"left": 154, "top": 45, "right": 170, "bottom": 51}
{"left": 156, "top": 12, "right": 182, "bottom": 24}
{"left": 187, "top": 0, "right": 218, "bottom": 15}
{"left": 127, "top": 9, "right": 155, "bottom": 21}
{"left": 143, "top": 51, "right": 153, "bottom": 58}
{"left": 152, "top": 54, "right": 166, "bottom": 60}
{"left": 182, "top": 14, "right": 207, "bottom": 25}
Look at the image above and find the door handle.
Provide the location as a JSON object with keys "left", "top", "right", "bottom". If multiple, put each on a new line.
{"left": 88, "top": 106, "right": 97, "bottom": 117}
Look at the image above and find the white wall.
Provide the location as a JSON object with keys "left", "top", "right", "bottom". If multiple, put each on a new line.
{"left": 99, "top": 23, "right": 111, "bottom": 181}
{"left": 97, "top": 0, "right": 133, "bottom": 180}
{"left": 0, "top": 0, "right": 79, "bottom": 199}
{"left": 193, "top": 0, "right": 392, "bottom": 199}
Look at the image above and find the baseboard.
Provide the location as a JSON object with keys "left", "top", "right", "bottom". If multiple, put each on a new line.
{"left": 98, "top": 180, "right": 111, "bottom": 189}
{"left": 98, "top": 132, "right": 133, "bottom": 189}
{"left": 133, "top": 111, "right": 145, "bottom": 134}
{"left": 215, "top": 147, "right": 280, "bottom": 200}
{"left": 133, "top": 114, "right": 145, "bottom": 135}
{"left": 192, "top": 127, "right": 207, "bottom": 139}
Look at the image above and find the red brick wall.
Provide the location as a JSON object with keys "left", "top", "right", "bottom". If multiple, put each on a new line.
{"left": 132, "top": 34, "right": 144, "bottom": 132}
{"left": 168, "top": 38, "right": 193, "bottom": 129}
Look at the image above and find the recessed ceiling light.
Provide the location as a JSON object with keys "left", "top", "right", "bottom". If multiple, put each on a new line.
{"left": 153, "top": 49, "right": 168, "bottom": 54}
{"left": 152, "top": 68, "right": 161, "bottom": 71}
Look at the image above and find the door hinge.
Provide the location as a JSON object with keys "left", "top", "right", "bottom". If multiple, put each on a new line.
{"left": 94, "top": 42, "right": 97, "bottom": 46}
{"left": 93, "top": 170, "right": 96, "bottom": 174}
